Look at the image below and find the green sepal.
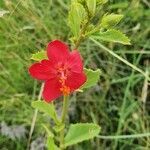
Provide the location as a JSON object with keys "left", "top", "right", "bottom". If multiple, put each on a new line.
{"left": 31, "top": 50, "right": 47, "bottom": 61}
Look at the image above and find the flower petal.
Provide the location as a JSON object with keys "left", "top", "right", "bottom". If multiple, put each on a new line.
{"left": 66, "top": 72, "right": 87, "bottom": 90}
{"left": 42, "top": 79, "right": 62, "bottom": 102}
{"left": 47, "top": 40, "right": 69, "bottom": 61}
{"left": 29, "top": 60, "right": 56, "bottom": 80}
{"left": 67, "top": 50, "right": 83, "bottom": 73}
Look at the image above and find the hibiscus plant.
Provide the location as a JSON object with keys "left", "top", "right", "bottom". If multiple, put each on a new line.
{"left": 28, "top": 0, "right": 130, "bottom": 149}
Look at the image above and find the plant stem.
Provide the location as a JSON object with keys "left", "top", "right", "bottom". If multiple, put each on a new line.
{"left": 59, "top": 95, "right": 69, "bottom": 150}
{"left": 74, "top": 21, "right": 89, "bottom": 49}
{"left": 97, "top": 132, "right": 150, "bottom": 139}
{"left": 90, "top": 38, "right": 150, "bottom": 81}
{"left": 61, "top": 95, "right": 69, "bottom": 123}
{"left": 58, "top": 6, "right": 92, "bottom": 149}
{"left": 74, "top": 15, "right": 92, "bottom": 49}
{"left": 27, "top": 83, "right": 44, "bottom": 150}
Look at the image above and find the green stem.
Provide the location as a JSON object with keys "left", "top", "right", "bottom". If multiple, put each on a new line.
{"left": 27, "top": 83, "right": 44, "bottom": 150}
{"left": 74, "top": 21, "right": 89, "bottom": 49}
{"left": 97, "top": 132, "right": 150, "bottom": 139}
{"left": 59, "top": 95, "right": 69, "bottom": 150}
{"left": 74, "top": 10, "right": 93, "bottom": 50}
{"left": 90, "top": 38, "right": 150, "bottom": 81}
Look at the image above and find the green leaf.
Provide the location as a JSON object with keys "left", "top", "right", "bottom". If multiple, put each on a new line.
{"left": 65, "top": 123, "right": 101, "bottom": 147}
{"left": 68, "top": 2, "right": 86, "bottom": 37}
{"left": 47, "top": 137, "right": 55, "bottom": 150}
{"left": 77, "top": 0, "right": 85, "bottom": 4}
{"left": 86, "top": 0, "right": 96, "bottom": 16}
{"left": 32, "top": 101, "right": 57, "bottom": 121}
{"left": 96, "top": 0, "right": 108, "bottom": 5}
{"left": 108, "top": 2, "right": 128, "bottom": 9}
{"left": 44, "top": 124, "right": 60, "bottom": 150}
{"left": 81, "top": 68, "right": 100, "bottom": 89}
{"left": 92, "top": 29, "right": 131, "bottom": 45}
{"left": 100, "top": 13, "right": 123, "bottom": 29}
{"left": 31, "top": 50, "right": 47, "bottom": 61}
{"left": 47, "top": 137, "right": 60, "bottom": 150}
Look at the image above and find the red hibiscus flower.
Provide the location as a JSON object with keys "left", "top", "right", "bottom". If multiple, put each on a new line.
{"left": 29, "top": 40, "right": 86, "bottom": 102}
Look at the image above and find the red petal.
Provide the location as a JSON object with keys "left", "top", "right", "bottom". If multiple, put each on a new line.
{"left": 42, "top": 79, "right": 62, "bottom": 102}
{"left": 66, "top": 72, "right": 87, "bottom": 90}
{"left": 29, "top": 60, "right": 56, "bottom": 80}
{"left": 67, "top": 50, "right": 83, "bottom": 73}
{"left": 47, "top": 40, "right": 69, "bottom": 61}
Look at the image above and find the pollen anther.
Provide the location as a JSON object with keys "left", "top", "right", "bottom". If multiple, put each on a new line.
{"left": 57, "top": 64, "right": 70, "bottom": 95}
{"left": 60, "top": 86, "right": 70, "bottom": 95}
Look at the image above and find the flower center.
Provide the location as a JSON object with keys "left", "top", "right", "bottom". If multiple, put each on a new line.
{"left": 56, "top": 63, "right": 71, "bottom": 95}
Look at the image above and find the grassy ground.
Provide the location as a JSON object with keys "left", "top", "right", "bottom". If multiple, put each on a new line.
{"left": 0, "top": 0, "right": 150, "bottom": 149}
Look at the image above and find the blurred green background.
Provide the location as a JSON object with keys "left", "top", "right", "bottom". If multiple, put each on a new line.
{"left": 0, "top": 0, "right": 150, "bottom": 149}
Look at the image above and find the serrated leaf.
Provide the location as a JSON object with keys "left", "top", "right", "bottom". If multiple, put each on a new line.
{"left": 65, "top": 123, "right": 101, "bottom": 147}
{"left": 32, "top": 101, "right": 57, "bottom": 121}
{"left": 92, "top": 29, "right": 131, "bottom": 45}
{"left": 81, "top": 68, "right": 100, "bottom": 89}
{"left": 100, "top": 13, "right": 123, "bottom": 29}
{"left": 68, "top": 2, "right": 86, "bottom": 37}
{"left": 86, "top": 0, "right": 96, "bottom": 16}
{"left": 31, "top": 51, "right": 47, "bottom": 61}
